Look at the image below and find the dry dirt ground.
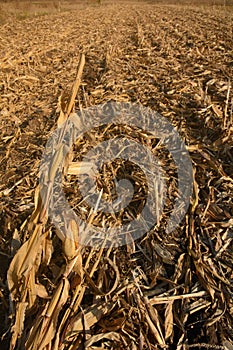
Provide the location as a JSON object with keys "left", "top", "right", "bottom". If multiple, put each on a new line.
{"left": 0, "top": 1, "right": 233, "bottom": 349}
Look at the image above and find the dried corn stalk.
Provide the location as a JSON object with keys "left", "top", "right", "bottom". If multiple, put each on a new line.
{"left": 7, "top": 54, "right": 86, "bottom": 350}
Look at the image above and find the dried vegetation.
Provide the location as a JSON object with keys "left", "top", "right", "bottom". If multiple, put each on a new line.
{"left": 0, "top": 1, "right": 233, "bottom": 349}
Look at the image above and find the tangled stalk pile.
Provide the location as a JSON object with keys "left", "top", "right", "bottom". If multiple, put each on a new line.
{"left": 0, "top": 2, "right": 233, "bottom": 349}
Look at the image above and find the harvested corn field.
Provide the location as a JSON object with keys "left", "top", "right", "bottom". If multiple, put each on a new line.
{"left": 0, "top": 1, "right": 233, "bottom": 349}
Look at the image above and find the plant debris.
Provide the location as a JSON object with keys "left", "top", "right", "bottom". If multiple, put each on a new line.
{"left": 0, "top": 2, "right": 233, "bottom": 349}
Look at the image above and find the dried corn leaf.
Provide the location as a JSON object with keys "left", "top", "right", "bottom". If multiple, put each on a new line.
{"left": 164, "top": 302, "right": 173, "bottom": 340}
{"left": 65, "top": 301, "right": 116, "bottom": 339}
{"left": 7, "top": 225, "right": 43, "bottom": 301}
{"left": 26, "top": 277, "right": 70, "bottom": 350}
{"left": 84, "top": 332, "right": 125, "bottom": 347}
